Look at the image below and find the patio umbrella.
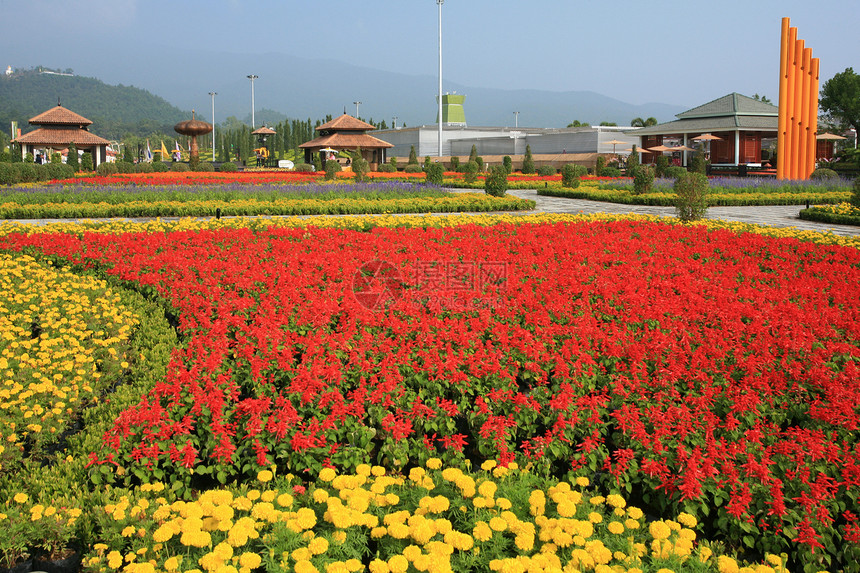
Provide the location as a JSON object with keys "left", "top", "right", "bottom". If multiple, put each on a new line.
{"left": 603, "top": 139, "right": 628, "bottom": 153}
{"left": 669, "top": 145, "right": 696, "bottom": 152}
{"left": 692, "top": 133, "right": 722, "bottom": 141}
{"left": 319, "top": 147, "right": 339, "bottom": 153}
{"left": 815, "top": 132, "right": 846, "bottom": 140}
{"left": 647, "top": 145, "right": 672, "bottom": 153}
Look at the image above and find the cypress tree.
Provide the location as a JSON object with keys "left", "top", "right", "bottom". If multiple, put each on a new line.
{"left": 408, "top": 145, "right": 418, "bottom": 165}
{"left": 67, "top": 144, "right": 79, "bottom": 170}
{"left": 522, "top": 144, "right": 535, "bottom": 174}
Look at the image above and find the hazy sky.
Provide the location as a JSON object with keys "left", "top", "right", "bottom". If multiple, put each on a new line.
{"left": 2, "top": 0, "right": 858, "bottom": 108}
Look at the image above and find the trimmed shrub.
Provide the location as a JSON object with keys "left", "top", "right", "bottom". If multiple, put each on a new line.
{"left": 595, "top": 155, "right": 606, "bottom": 176}
{"left": 24, "top": 152, "right": 34, "bottom": 164}
{"left": 408, "top": 145, "right": 418, "bottom": 165}
{"left": 852, "top": 177, "right": 860, "bottom": 208}
{"left": 136, "top": 162, "right": 154, "bottom": 173}
{"left": 170, "top": 162, "right": 190, "bottom": 172}
{"left": 404, "top": 164, "right": 423, "bottom": 174}
{"left": 152, "top": 161, "right": 169, "bottom": 172}
{"left": 665, "top": 166, "right": 687, "bottom": 180}
{"left": 352, "top": 152, "right": 369, "bottom": 183}
{"left": 45, "top": 162, "right": 74, "bottom": 180}
{"left": 468, "top": 145, "right": 478, "bottom": 165}
{"left": 389, "top": 156, "right": 398, "bottom": 170}
{"left": 674, "top": 172, "right": 710, "bottom": 221}
{"left": 16, "top": 162, "right": 38, "bottom": 183}
{"left": 324, "top": 159, "right": 341, "bottom": 180}
{"left": 219, "top": 162, "right": 239, "bottom": 172}
{"left": 450, "top": 156, "right": 460, "bottom": 171}
{"left": 425, "top": 162, "right": 444, "bottom": 185}
{"left": 463, "top": 160, "right": 479, "bottom": 184}
{"left": 503, "top": 156, "right": 512, "bottom": 174}
{"left": 475, "top": 156, "right": 484, "bottom": 171}
{"left": 423, "top": 156, "right": 432, "bottom": 169}
{"left": 80, "top": 152, "right": 93, "bottom": 172}
{"left": 34, "top": 164, "right": 50, "bottom": 182}
{"left": 631, "top": 165, "right": 655, "bottom": 195}
{"left": 114, "top": 161, "right": 135, "bottom": 174}
{"left": 50, "top": 152, "right": 62, "bottom": 164}
{"left": 691, "top": 148, "right": 707, "bottom": 174}
{"left": 810, "top": 168, "right": 839, "bottom": 180}
{"left": 0, "top": 151, "right": 10, "bottom": 163}
{"left": 66, "top": 144, "right": 79, "bottom": 170}
{"left": 522, "top": 145, "right": 535, "bottom": 174}
{"left": 97, "top": 162, "right": 119, "bottom": 176}
{"left": 484, "top": 165, "right": 508, "bottom": 197}
{"left": 537, "top": 165, "right": 556, "bottom": 176}
{"left": 655, "top": 154, "right": 669, "bottom": 177}
{"left": 378, "top": 163, "right": 396, "bottom": 173}
{"left": 626, "top": 148, "right": 640, "bottom": 174}
{"left": 0, "top": 162, "right": 19, "bottom": 185}
{"left": 601, "top": 166, "right": 622, "bottom": 178}
{"left": 561, "top": 164, "right": 581, "bottom": 189}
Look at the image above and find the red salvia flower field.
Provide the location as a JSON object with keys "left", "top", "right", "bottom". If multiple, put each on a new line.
{"left": 3, "top": 218, "right": 858, "bottom": 562}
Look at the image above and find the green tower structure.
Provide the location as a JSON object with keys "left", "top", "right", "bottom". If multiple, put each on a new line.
{"left": 436, "top": 93, "right": 466, "bottom": 126}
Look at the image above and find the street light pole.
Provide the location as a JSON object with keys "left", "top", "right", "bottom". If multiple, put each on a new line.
{"left": 354, "top": 101, "right": 362, "bottom": 117}
{"left": 247, "top": 75, "right": 258, "bottom": 128}
{"left": 209, "top": 92, "right": 217, "bottom": 159}
{"left": 393, "top": 116, "right": 398, "bottom": 129}
{"left": 514, "top": 111, "right": 519, "bottom": 128}
{"left": 437, "top": 0, "right": 444, "bottom": 158}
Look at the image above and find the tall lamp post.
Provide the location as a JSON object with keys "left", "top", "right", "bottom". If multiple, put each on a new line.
{"left": 437, "top": 0, "right": 444, "bottom": 157}
{"left": 514, "top": 111, "right": 519, "bottom": 128}
{"left": 209, "top": 92, "right": 217, "bottom": 160}
{"left": 247, "top": 74, "right": 258, "bottom": 128}
{"left": 353, "top": 101, "right": 362, "bottom": 117}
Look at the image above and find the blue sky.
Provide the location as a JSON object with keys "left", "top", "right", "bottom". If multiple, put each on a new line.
{"left": 2, "top": 0, "right": 858, "bottom": 109}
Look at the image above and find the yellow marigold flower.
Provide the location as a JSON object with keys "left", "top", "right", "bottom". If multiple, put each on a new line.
{"left": 606, "top": 494, "right": 626, "bottom": 509}
{"left": 332, "top": 531, "right": 347, "bottom": 544}
{"left": 649, "top": 520, "right": 672, "bottom": 540}
{"left": 295, "top": 560, "right": 320, "bottom": 573}
{"left": 107, "top": 551, "right": 123, "bottom": 569}
{"left": 698, "top": 546, "right": 714, "bottom": 563}
{"left": 496, "top": 497, "right": 512, "bottom": 510}
{"left": 718, "top": 555, "right": 740, "bottom": 573}
{"left": 481, "top": 460, "right": 497, "bottom": 471}
{"left": 369, "top": 559, "right": 389, "bottom": 573}
{"left": 489, "top": 516, "right": 508, "bottom": 532}
{"left": 121, "top": 525, "right": 137, "bottom": 537}
{"left": 473, "top": 521, "right": 493, "bottom": 542}
{"left": 426, "top": 458, "right": 442, "bottom": 470}
{"left": 607, "top": 521, "right": 625, "bottom": 535}
{"left": 292, "top": 547, "right": 311, "bottom": 562}
{"left": 13, "top": 493, "right": 28, "bottom": 504}
{"left": 657, "top": 569, "right": 675, "bottom": 573}
{"left": 319, "top": 468, "right": 337, "bottom": 482}
{"left": 403, "top": 545, "right": 421, "bottom": 561}
{"left": 309, "top": 537, "right": 329, "bottom": 555}
{"left": 313, "top": 489, "right": 329, "bottom": 503}
{"left": 371, "top": 466, "right": 386, "bottom": 477}
{"left": 627, "top": 506, "right": 643, "bottom": 520}
{"left": 575, "top": 476, "right": 589, "bottom": 487}
{"left": 345, "top": 558, "right": 362, "bottom": 572}
{"left": 477, "top": 481, "right": 497, "bottom": 498}
{"left": 238, "top": 553, "right": 262, "bottom": 569}
{"left": 589, "top": 495, "right": 605, "bottom": 506}
{"left": 388, "top": 555, "right": 409, "bottom": 573}
{"left": 256, "top": 470, "right": 273, "bottom": 482}
{"left": 515, "top": 534, "right": 534, "bottom": 552}
{"left": 557, "top": 500, "right": 576, "bottom": 517}
{"left": 164, "top": 556, "right": 181, "bottom": 571}
{"left": 588, "top": 512, "right": 603, "bottom": 523}
{"left": 371, "top": 526, "right": 387, "bottom": 539}
{"left": 677, "top": 512, "right": 697, "bottom": 528}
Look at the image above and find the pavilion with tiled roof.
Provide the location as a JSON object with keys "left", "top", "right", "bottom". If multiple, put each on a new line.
{"left": 628, "top": 93, "right": 779, "bottom": 168}
{"left": 13, "top": 104, "right": 111, "bottom": 167}
{"left": 299, "top": 114, "right": 393, "bottom": 169}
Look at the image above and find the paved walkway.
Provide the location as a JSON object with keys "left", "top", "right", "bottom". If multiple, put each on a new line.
{"left": 502, "top": 188, "right": 860, "bottom": 237}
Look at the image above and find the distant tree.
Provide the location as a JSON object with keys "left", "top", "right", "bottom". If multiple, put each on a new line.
{"left": 408, "top": 145, "right": 418, "bottom": 165}
{"left": 468, "top": 144, "right": 478, "bottom": 164}
{"left": 631, "top": 117, "right": 645, "bottom": 127}
{"left": 820, "top": 68, "right": 860, "bottom": 138}
{"left": 522, "top": 145, "right": 535, "bottom": 174}
{"left": 80, "top": 151, "right": 93, "bottom": 172}
{"left": 626, "top": 146, "right": 640, "bottom": 174}
{"left": 503, "top": 155, "right": 512, "bottom": 174}
{"left": 644, "top": 117, "right": 658, "bottom": 126}
{"left": 123, "top": 146, "right": 135, "bottom": 164}
{"left": 567, "top": 120, "right": 590, "bottom": 128}
{"left": 752, "top": 93, "right": 773, "bottom": 104}
{"left": 599, "top": 121, "right": 618, "bottom": 127}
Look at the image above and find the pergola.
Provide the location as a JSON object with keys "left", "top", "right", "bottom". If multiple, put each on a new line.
{"left": 13, "top": 104, "right": 111, "bottom": 167}
{"left": 299, "top": 114, "right": 393, "bottom": 170}
{"left": 628, "top": 93, "right": 779, "bottom": 169}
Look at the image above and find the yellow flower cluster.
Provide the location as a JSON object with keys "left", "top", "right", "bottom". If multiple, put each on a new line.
{"left": 2, "top": 211, "right": 856, "bottom": 249}
{"left": 81, "top": 459, "right": 791, "bottom": 573}
{"left": 0, "top": 253, "right": 138, "bottom": 467}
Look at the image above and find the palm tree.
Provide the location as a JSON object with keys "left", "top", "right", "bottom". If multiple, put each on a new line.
{"left": 630, "top": 117, "right": 645, "bottom": 128}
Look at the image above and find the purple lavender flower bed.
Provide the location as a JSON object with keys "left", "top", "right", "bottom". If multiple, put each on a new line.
{"left": 601, "top": 176, "right": 852, "bottom": 195}
{"left": 0, "top": 182, "right": 450, "bottom": 205}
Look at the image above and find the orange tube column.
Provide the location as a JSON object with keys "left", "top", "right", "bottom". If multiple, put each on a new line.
{"left": 806, "top": 57, "right": 820, "bottom": 178}
{"left": 783, "top": 27, "right": 798, "bottom": 179}
{"left": 790, "top": 38, "right": 805, "bottom": 180}
{"left": 776, "top": 18, "right": 790, "bottom": 180}
{"left": 798, "top": 47, "right": 812, "bottom": 178}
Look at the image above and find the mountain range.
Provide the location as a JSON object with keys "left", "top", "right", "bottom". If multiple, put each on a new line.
{"left": 4, "top": 46, "right": 689, "bottom": 134}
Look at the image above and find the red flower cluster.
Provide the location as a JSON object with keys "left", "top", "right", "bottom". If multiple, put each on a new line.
{"left": 3, "top": 219, "right": 859, "bottom": 551}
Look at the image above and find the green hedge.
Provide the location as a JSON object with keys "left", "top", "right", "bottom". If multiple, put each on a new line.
{"left": 799, "top": 207, "right": 860, "bottom": 227}
{"left": 539, "top": 187, "right": 851, "bottom": 206}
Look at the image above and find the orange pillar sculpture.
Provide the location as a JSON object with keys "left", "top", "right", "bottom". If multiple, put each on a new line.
{"left": 777, "top": 18, "right": 820, "bottom": 180}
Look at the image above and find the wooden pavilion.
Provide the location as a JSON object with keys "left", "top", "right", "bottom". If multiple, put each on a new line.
{"left": 13, "top": 104, "right": 111, "bottom": 167}
{"left": 628, "top": 93, "right": 779, "bottom": 170}
{"left": 299, "top": 114, "right": 393, "bottom": 170}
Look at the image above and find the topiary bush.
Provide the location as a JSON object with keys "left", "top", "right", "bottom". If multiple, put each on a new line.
{"left": 852, "top": 176, "right": 860, "bottom": 208}
{"left": 522, "top": 145, "right": 535, "bottom": 174}
{"left": 195, "top": 162, "right": 215, "bottom": 172}
{"left": 0, "top": 162, "right": 18, "bottom": 185}
{"left": 631, "top": 165, "right": 655, "bottom": 195}
{"left": 484, "top": 165, "right": 508, "bottom": 197}
{"left": 34, "top": 164, "right": 50, "bottom": 182}
{"left": 97, "top": 162, "right": 119, "bottom": 176}
{"left": 136, "top": 162, "right": 154, "bottom": 173}
{"left": 80, "top": 152, "right": 93, "bottom": 172}
{"left": 601, "top": 166, "right": 622, "bottom": 178}
{"left": 352, "top": 153, "right": 369, "bottom": 183}
{"left": 404, "top": 164, "right": 423, "bottom": 174}
{"left": 450, "top": 156, "right": 460, "bottom": 172}
{"left": 324, "top": 159, "right": 341, "bottom": 181}
{"left": 114, "top": 161, "right": 135, "bottom": 174}
{"left": 537, "top": 165, "right": 556, "bottom": 176}
{"left": 425, "top": 162, "right": 444, "bottom": 185}
{"left": 655, "top": 154, "right": 669, "bottom": 178}
{"left": 664, "top": 166, "right": 687, "bottom": 180}
{"left": 45, "top": 162, "right": 74, "bottom": 180}
{"left": 626, "top": 148, "right": 640, "bottom": 175}
{"left": 595, "top": 155, "right": 606, "bottom": 176}
{"left": 16, "top": 162, "right": 37, "bottom": 183}
{"left": 408, "top": 146, "right": 418, "bottom": 165}
{"left": 378, "top": 163, "right": 396, "bottom": 173}
{"left": 66, "top": 145, "right": 79, "bottom": 171}
{"left": 152, "top": 161, "right": 169, "bottom": 172}
{"left": 674, "top": 172, "right": 710, "bottom": 222}
{"left": 503, "top": 156, "right": 512, "bottom": 174}
{"left": 219, "top": 162, "right": 239, "bottom": 172}
{"left": 810, "top": 168, "right": 839, "bottom": 180}
{"left": 463, "top": 160, "right": 479, "bottom": 184}
{"left": 170, "top": 162, "right": 190, "bottom": 172}
{"left": 561, "top": 164, "right": 581, "bottom": 189}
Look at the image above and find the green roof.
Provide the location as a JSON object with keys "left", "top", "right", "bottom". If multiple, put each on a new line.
{"left": 677, "top": 93, "right": 778, "bottom": 119}
{"left": 627, "top": 93, "right": 779, "bottom": 136}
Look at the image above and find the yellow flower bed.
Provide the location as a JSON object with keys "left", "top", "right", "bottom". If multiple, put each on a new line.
{"left": 1, "top": 212, "right": 857, "bottom": 249}
{"left": 0, "top": 252, "right": 138, "bottom": 468}
{"left": 86, "top": 461, "right": 791, "bottom": 573}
